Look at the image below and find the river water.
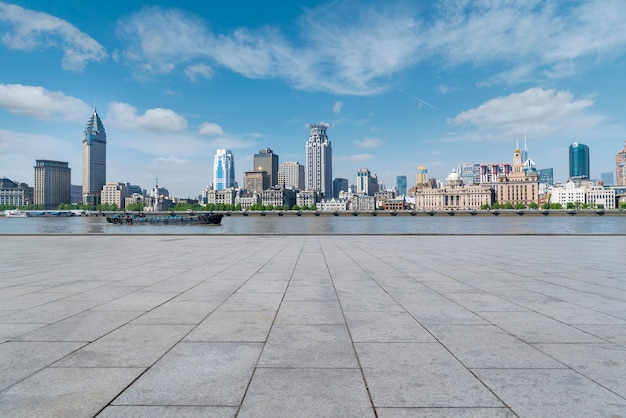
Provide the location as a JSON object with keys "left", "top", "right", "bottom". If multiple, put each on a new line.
{"left": 1, "top": 213, "right": 625, "bottom": 235}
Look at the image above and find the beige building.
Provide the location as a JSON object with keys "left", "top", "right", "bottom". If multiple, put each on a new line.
{"left": 243, "top": 171, "right": 269, "bottom": 193}
{"left": 617, "top": 141, "right": 626, "bottom": 186}
{"left": 496, "top": 147, "right": 539, "bottom": 206}
{"left": 413, "top": 170, "right": 493, "bottom": 210}
{"left": 101, "top": 182, "right": 129, "bottom": 209}
{"left": 204, "top": 188, "right": 237, "bottom": 206}
{"left": 34, "top": 160, "right": 71, "bottom": 209}
{"left": 278, "top": 161, "right": 305, "bottom": 190}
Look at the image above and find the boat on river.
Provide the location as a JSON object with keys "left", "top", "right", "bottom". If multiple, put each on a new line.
{"left": 106, "top": 212, "right": 223, "bottom": 225}
{"left": 3, "top": 209, "right": 29, "bottom": 217}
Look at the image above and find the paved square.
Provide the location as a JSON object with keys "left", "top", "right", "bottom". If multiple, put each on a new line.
{"left": 0, "top": 235, "right": 625, "bottom": 417}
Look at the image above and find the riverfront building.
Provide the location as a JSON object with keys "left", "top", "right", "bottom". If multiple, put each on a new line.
{"left": 214, "top": 149, "right": 236, "bottom": 191}
{"left": 253, "top": 148, "right": 279, "bottom": 188}
{"left": 278, "top": 162, "right": 305, "bottom": 190}
{"left": 496, "top": 147, "right": 539, "bottom": 206}
{"left": 82, "top": 110, "right": 106, "bottom": 206}
{"left": 412, "top": 169, "right": 493, "bottom": 210}
{"left": 569, "top": 142, "right": 590, "bottom": 180}
{"left": 617, "top": 142, "right": 626, "bottom": 186}
{"left": 101, "top": 182, "right": 129, "bottom": 209}
{"left": 243, "top": 171, "right": 269, "bottom": 193}
{"left": 356, "top": 168, "right": 379, "bottom": 196}
{"left": 305, "top": 123, "right": 332, "bottom": 198}
{"left": 0, "top": 178, "right": 33, "bottom": 207}
{"left": 34, "top": 160, "right": 71, "bottom": 209}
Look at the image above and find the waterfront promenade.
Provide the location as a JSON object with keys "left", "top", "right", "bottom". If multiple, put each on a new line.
{"left": 1, "top": 234, "right": 625, "bottom": 417}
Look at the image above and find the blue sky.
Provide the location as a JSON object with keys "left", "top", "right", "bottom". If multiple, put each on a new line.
{"left": 1, "top": 0, "right": 625, "bottom": 198}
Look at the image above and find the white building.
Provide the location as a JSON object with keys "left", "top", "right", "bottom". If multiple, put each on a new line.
{"left": 319, "top": 198, "right": 348, "bottom": 212}
{"left": 305, "top": 123, "right": 332, "bottom": 198}
{"left": 550, "top": 181, "right": 616, "bottom": 209}
{"left": 214, "top": 149, "right": 236, "bottom": 191}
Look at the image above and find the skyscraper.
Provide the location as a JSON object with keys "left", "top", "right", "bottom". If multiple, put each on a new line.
{"left": 253, "top": 148, "right": 279, "bottom": 188}
{"left": 214, "top": 149, "right": 236, "bottom": 190}
{"left": 34, "top": 160, "right": 71, "bottom": 209}
{"left": 82, "top": 109, "right": 106, "bottom": 206}
{"left": 305, "top": 123, "right": 332, "bottom": 198}
{"left": 278, "top": 161, "right": 305, "bottom": 190}
{"left": 569, "top": 142, "right": 590, "bottom": 180}
{"left": 616, "top": 141, "right": 626, "bottom": 186}
{"left": 332, "top": 178, "right": 348, "bottom": 198}
{"left": 396, "top": 176, "right": 407, "bottom": 196}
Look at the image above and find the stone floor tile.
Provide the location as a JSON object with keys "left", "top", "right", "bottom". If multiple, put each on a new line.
{"left": 239, "top": 368, "right": 375, "bottom": 417}
{"left": 54, "top": 324, "right": 193, "bottom": 368}
{"left": 185, "top": 310, "right": 275, "bottom": 342}
{"left": 534, "top": 342, "right": 626, "bottom": 397}
{"left": 0, "top": 341, "right": 85, "bottom": 391}
{"left": 258, "top": 324, "right": 358, "bottom": 368}
{"left": 132, "top": 301, "right": 219, "bottom": 325}
{"left": 0, "top": 367, "right": 143, "bottom": 418}
{"left": 478, "top": 311, "right": 605, "bottom": 343}
{"left": 16, "top": 310, "right": 143, "bottom": 342}
{"left": 217, "top": 291, "right": 284, "bottom": 311}
{"left": 376, "top": 407, "right": 516, "bottom": 417}
{"left": 97, "top": 405, "right": 238, "bottom": 418}
{"left": 428, "top": 324, "right": 564, "bottom": 368}
{"left": 113, "top": 342, "right": 262, "bottom": 406}
{"left": 356, "top": 342, "right": 503, "bottom": 408}
{"left": 474, "top": 368, "right": 626, "bottom": 417}
{"left": 275, "top": 301, "right": 344, "bottom": 325}
{"left": 344, "top": 311, "right": 435, "bottom": 343}
{"left": 0, "top": 323, "right": 45, "bottom": 343}
{"left": 572, "top": 324, "right": 626, "bottom": 347}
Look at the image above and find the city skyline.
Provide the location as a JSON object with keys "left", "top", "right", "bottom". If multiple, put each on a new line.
{"left": 1, "top": 1, "right": 626, "bottom": 197}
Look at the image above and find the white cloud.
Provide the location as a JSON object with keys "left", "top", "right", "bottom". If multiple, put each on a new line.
{"left": 0, "top": 2, "right": 106, "bottom": 71}
{"left": 115, "top": 2, "right": 626, "bottom": 94}
{"left": 106, "top": 102, "right": 187, "bottom": 132}
{"left": 335, "top": 153, "right": 374, "bottom": 162}
{"left": 333, "top": 101, "right": 344, "bottom": 114}
{"left": 0, "top": 84, "right": 90, "bottom": 121}
{"left": 197, "top": 122, "right": 224, "bottom": 136}
{"left": 355, "top": 137, "right": 382, "bottom": 148}
{"left": 184, "top": 63, "right": 213, "bottom": 82}
{"left": 449, "top": 87, "right": 595, "bottom": 137}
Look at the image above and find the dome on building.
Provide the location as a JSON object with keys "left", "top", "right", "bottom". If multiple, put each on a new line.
{"left": 446, "top": 171, "right": 460, "bottom": 182}
{"left": 445, "top": 169, "right": 463, "bottom": 188}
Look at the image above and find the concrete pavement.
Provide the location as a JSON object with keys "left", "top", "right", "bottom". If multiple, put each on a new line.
{"left": 1, "top": 235, "right": 625, "bottom": 417}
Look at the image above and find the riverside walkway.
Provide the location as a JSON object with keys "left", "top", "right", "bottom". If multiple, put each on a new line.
{"left": 0, "top": 234, "right": 625, "bottom": 417}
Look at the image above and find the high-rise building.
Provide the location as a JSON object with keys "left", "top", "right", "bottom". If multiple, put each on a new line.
{"left": 356, "top": 168, "right": 379, "bottom": 196}
{"left": 396, "top": 176, "right": 407, "bottom": 196}
{"left": 278, "top": 161, "right": 305, "bottom": 190}
{"left": 332, "top": 178, "right": 348, "bottom": 198}
{"left": 616, "top": 141, "right": 626, "bottom": 186}
{"left": 213, "top": 149, "right": 236, "bottom": 190}
{"left": 34, "top": 160, "right": 71, "bottom": 209}
{"left": 538, "top": 168, "right": 554, "bottom": 186}
{"left": 305, "top": 123, "right": 332, "bottom": 198}
{"left": 253, "top": 148, "right": 279, "bottom": 188}
{"left": 415, "top": 166, "right": 427, "bottom": 186}
{"left": 82, "top": 109, "right": 106, "bottom": 206}
{"left": 569, "top": 142, "right": 590, "bottom": 180}
{"left": 600, "top": 172, "right": 614, "bottom": 186}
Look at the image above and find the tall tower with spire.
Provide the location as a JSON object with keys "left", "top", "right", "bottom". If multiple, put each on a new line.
{"left": 82, "top": 109, "right": 106, "bottom": 206}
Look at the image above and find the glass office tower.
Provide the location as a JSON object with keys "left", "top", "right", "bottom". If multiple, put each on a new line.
{"left": 569, "top": 142, "right": 590, "bottom": 180}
